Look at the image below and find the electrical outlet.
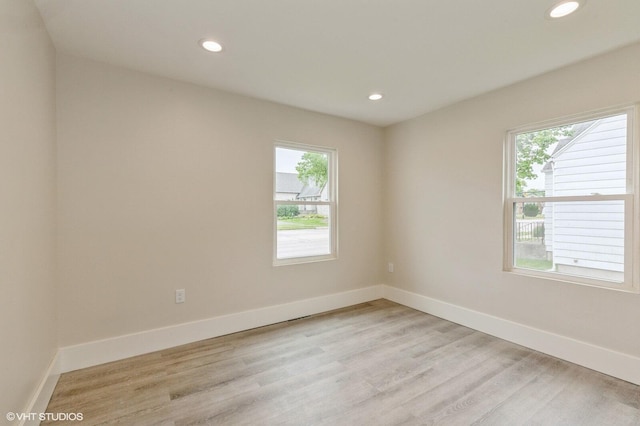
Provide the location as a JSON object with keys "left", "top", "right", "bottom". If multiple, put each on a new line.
{"left": 175, "top": 289, "right": 186, "bottom": 304}
{"left": 388, "top": 262, "right": 394, "bottom": 273}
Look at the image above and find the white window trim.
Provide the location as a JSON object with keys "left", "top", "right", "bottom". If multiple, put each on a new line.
{"left": 273, "top": 140, "right": 338, "bottom": 266}
{"left": 503, "top": 105, "right": 639, "bottom": 293}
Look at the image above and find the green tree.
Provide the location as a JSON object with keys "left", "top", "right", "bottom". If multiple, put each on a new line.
{"left": 296, "top": 152, "right": 328, "bottom": 188}
{"left": 523, "top": 203, "right": 540, "bottom": 217}
{"left": 516, "top": 126, "right": 572, "bottom": 196}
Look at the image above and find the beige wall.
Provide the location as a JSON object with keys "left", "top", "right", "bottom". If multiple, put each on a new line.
{"left": 56, "top": 54, "right": 384, "bottom": 346}
{"left": 0, "top": 0, "right": 58, "bottom": 417}
{"left": 384, "top": 42, "right": 640, "bottom": 357}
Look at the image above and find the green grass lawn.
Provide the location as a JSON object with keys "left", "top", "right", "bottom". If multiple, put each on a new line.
{"left": 515, "top": 258, "right": 553, "bottom": 271}
{"left": 277, "top": 215, "right": 328, "bottom": 230}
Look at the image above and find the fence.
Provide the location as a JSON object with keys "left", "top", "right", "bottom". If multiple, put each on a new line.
{"left": 516, "top": 221, "right": 544, "bottom": 243}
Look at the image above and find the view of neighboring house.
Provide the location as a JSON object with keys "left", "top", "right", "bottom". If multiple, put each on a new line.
{"left": 275, "top": 172, "right": 304, "bottom": 201}
{"left": 543, "top": 114, "right": 627, "bottom": 281}
{"left": 275, "top": 172, "right": 328, "bottom": 214}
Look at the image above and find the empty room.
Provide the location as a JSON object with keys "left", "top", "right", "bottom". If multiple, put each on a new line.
{"left": 3, "top": 0, "right": 640, "bottom": 424}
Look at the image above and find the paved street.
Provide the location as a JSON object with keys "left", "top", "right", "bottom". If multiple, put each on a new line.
{"left": 277, "top": 228, "right": 330, "bottom": 259}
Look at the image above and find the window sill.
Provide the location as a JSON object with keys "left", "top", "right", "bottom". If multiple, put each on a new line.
{"left": 273, "top": 254, "right": 337, "bottom": 267}
{"left": 505, "top": 267, "right": 639, "bottom": 294}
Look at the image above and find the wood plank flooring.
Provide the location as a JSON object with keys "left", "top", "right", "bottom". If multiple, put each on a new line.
{"left": 44, "top": 300, "right": 640, "bottom": 425}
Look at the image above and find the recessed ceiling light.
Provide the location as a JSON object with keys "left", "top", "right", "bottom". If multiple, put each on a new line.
{"left": 368, "top": 93, "right": 383, "bottom": 101}
{"left": 200, "top": 39, "right": 223, "bottom": 53}
{"left": 547, "top": 1, "right": 582, "bottom": 18}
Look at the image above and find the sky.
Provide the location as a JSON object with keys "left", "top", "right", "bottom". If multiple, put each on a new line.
{"left": 529, "top": 162, "right": 546, "bottom": 191}
{"left": 275, "top": 147, "right": 304, "bottom": 174}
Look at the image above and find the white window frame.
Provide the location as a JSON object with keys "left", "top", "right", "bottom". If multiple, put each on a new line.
{"left": 503, "top": 106, "right": 639, "bottom": 293}
{"left": 273, "top": 141, "right": 338, "bottom": 266}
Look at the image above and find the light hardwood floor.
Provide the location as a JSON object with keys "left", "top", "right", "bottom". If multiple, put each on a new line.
{"left": 44, "top": 300, "right": 640, "bottom": 425}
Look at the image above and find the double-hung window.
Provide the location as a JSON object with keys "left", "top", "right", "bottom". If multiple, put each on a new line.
{"left": 274, "top": 141, "right": 337, "bottom": 265}
{"left": 504, "top": 107, "right": 638, "bottom": 292}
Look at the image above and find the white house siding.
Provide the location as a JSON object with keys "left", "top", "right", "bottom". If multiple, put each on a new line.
{"left": 552, "top": 200, "right": 624, "bottom": 279}
{"left": 317, "top": 205, "right": 330, "bottom": 216}
{"left": 546, "top": 115, "right": 626, "bottom": 280}
{"left": 275, "top": 192, "right": 298, "bottom": 201}
{"left": 544, "top": 170, "right": 554, "bottom": 254}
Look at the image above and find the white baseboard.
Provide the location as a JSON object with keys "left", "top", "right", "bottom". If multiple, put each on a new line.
{"left": 58, "top": 285, "right": 384, "bottom": 373}
{"left": 28, "top": 283, "right": 639, "bottom": 419}
{"left": 19, "top": 352, "right": 61, "bottom": 426}
{"left": 382, "top": 285, "right": 640, "bottom": 386}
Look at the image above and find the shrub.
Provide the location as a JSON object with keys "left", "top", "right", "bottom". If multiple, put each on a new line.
{"left": 277, "top": 205, "right": 300, "bottom": 218}
{"left": 523, "top": 203, "right": 540, "bottom": 217}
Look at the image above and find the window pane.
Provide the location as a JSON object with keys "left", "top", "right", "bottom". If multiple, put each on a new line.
{"left": 514, "top": 200, "right": 624, "bottom": 282}
{"left": 515, "top": 114, "right": 627, "bottom": 197}
{"left": 276, "top": 204, "right": 331, "bottom": 259}
{"left": 275, "top": 147, "right": 329, "bottom": 202}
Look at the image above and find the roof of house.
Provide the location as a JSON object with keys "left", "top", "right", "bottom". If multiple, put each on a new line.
{"left": 298, "top": 183, "right": 323, "bottom": 198}
{"left": 275, "top": 172, "right": 325, "bottom": 199}
{"left": 275, "top": 172, "right": 304, "bottom": 193}
{"left": 542, "top": 119, "right": 598, "bottom": 172}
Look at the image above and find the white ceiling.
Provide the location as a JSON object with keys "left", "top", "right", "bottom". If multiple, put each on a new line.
{"left": 34, "top": 0, "right": 640, "bottom": 127}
